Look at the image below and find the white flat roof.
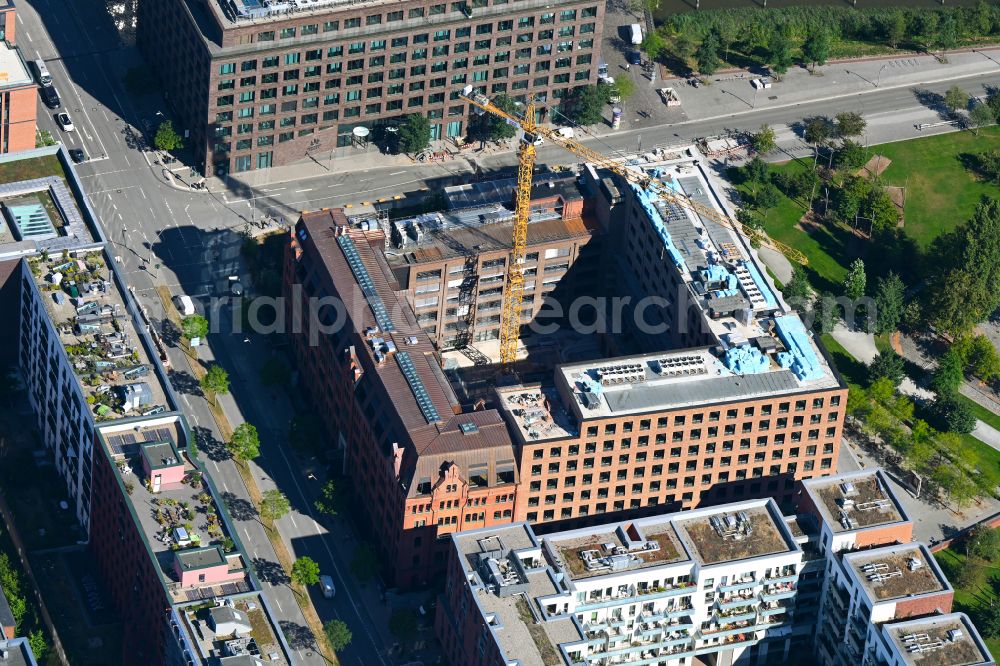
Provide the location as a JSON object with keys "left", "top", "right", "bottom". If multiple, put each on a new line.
{"left": 0, "top": 44, "right": 32, "bottom": 88}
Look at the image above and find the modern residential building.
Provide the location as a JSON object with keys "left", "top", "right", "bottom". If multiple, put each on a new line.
{"left": 0, "top": 637, "right": 39, "bottom": 666}
{"left": 435, "top": 469, "right": 996, "bottom": 666}
{"left": 284, "top": 147, "right": 848, "bottom": 587}
{"left": 0, "top": 147, "right": 294, "bottom": 666}
{"left": 0, "top": 2, "right": 35, "bottom": 154}
{"left": 136, "top": 0, "right": 605, "bottom": 175}
{"left": 90, "top": 417, "right": 294, "bottom": 666}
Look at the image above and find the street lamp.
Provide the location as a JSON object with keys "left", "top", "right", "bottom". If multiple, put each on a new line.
{"left": 875, "top": 64, "right": 888, "bottom": 88}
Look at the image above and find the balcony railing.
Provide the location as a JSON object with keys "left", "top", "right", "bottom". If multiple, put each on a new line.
{"left": 577, "top": 584, "right": 695, "bottom": 612}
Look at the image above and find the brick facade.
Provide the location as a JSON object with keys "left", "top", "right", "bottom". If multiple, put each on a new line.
{"left": 138, "top": 0, "right": 605, "bottom": 175}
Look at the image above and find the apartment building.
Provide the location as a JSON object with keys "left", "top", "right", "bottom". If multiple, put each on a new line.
{"left": 137, "top": 0, "right": 604, "bottom": 176}
{"left": 0, "top": 637, "right": 39, "bottom": 666}
{"left": 436, "top": 469, "right": 996, "bottom": 666}
{"left": 0, "top": 3, "right": 35, "bottom": 155}
{"left": 0, "top": 147, "right": 294, "bottom": 665}
{"left": 90, "top": 417, "right": 295, "bottom": 666}
{"left": 385, "top": 172, "right": 601, "bottom": 349}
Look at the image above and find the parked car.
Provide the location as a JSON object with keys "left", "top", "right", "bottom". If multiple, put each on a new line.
{"left": 40, "top": 85, "right": 60, "bottom": 109}
{"left": 320, "top": 575, "right": 336, "bottom": 599}
{"left": 554, "top": 127, "right": 575, "bottom": 139}
{"left": 627, "top": 50, "right": 642, "bottom": 65}
{"left": 69, "top": 149, "right": 86, "bottom": 164}
{"left": 173, "top": 294, "right": 195, "bottom": 316}
{"left": 56, "top": 112, "right": 74, "bottom": 131}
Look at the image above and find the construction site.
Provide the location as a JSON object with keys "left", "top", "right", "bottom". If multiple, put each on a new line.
{"left": 284, "top": 93, "right": 848, "bottom": 587}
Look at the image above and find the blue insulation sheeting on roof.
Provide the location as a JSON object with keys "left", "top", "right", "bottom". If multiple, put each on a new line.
{"left": 740, "top": 260, "right": 778, "bottom": 309}
{"left": 774, "top": 315, "right": 826, "bottom": 381}
{"left": 723, "top": 345, "right": 769, "bottom": 375}
{"left": 635, "top": 184, "right": 685, "bottom": 268}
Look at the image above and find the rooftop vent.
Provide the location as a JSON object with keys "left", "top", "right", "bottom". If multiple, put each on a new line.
{"left": 459, "top": 422, "right": 479, "bottom": 434}
{"left": 709, "top": 511, "right": 753, "bottom": 541}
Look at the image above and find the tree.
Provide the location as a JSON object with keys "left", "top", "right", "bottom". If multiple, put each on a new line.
{"left": 750, "top": 125, "right": 776, "bottom": 155}
{"left": 868, "top": 350, "right": 906, "bottom": 387}
{"left": 969, "top": 100, "right": 995, "bottom": 135}
{"left": 755, "top": 183, "right": 781, "bottom": 219}
{"left": 925, "top": 198, "right": 1000, "bottom": 335}
{"left": 873, "top": 272, "right": 905, "bottom": 335}
{"left": 181, "top": 314, "right": 208, "bottom": 341}
{"left": 835, "top": 112, "right": 867, "bottom": 139}
{"left": 804, "top": 117, "right": 832, "bottom": 148}
{"left": 200, "top": 364, "right": 230, "bottom": 401}
{"left": 933, "top": 464, "right": 978, "bottom": 509}
{"left": 932, "top": 347, "right": 966, "bottom": 397}
{"left": 227, "top": 422, "right": 261, "bottom": 461}
{"left": 561, "top": 85, "right": 604, "bottom": 126}
{"left": 260, "top": 489, "right": 291, "bottom": 522}
{"left": 967, "top": 334, "right": 1000, "bottom": 382}
{"left": 743, "top": 156, "right": 769, "bottom": 192}
{"left": 937, "top": 14, "right": 959, "bottom": 50}
{"left": 802, "top": 28, "right": 831, "bottom": 71}
{"left": 834, "top": 176, "right": 871, "bottom": 223}
{"left": 643, "top": 31, "right": 667, "bottom": 61}
{"left": 324, "top": 619, "right": 353, "bottom": 651}
{"left": 768, "top": 27, "right": 793, "bottom": 76}
{"left": 834, "top": 139, "right": 867, "bottom": 171}
{"left": 736, "top": 208, "right": 764, "bottom": 236}
{"left": 389, "top": 609, "right": 419, "bottom": 643}
{"left": 398, "top": 113, "right": 431, "bottom": 154}
{"left": 972, "top": 149, "right": 1000, "bottom": 186}
{"left": 27, "top": 631, "right": 47, "bottom": 663}
{"left": 866, "top": 187, "right": 899, "bottom": 233}
{"left": 695, "top": 31, "right": 721, "bottom": 75}
{"left": 844, "top": 259, "right": 867, "bottom": 300}
{"left": 259, "top": 357, "right": 291, "bottom": 388}
{"left": 944, "top": 85, "right": 969, "bottom": 115}
{"left": 883, "top": 11, "right": 907, "bottom": 48}
{"left": 966, "top": 524, "right": 1000, "bottom": 562}
{"left": 469, "top": 94, "right": 517, "bottom": 142}
{"left": 784, "top": 266, "right": 813, "bottom": 303}
{"left": 314, "top": 478, "right": 350, "bottom": 517}
{"left": 954, "top": 556, "right": 988, "bottom": 590}
{"left": 290, "top": 556, "right": 321, "bottom": 587}
{"left": 988, "top": 88, "right": 1000, "bottom": 122}
{"left": 154, "top": 120, "right": 184, "bottom": 151}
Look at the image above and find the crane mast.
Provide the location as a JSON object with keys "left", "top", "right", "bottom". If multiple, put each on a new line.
{"left": 459, "top": 88, "right": 807, "bottom": 369}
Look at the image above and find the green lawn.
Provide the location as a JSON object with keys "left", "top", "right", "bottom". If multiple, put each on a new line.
{"left": 818, "top": 333, "right": 866, "bottom": 391}
{"left": 755, "top": 128, "right": 1000, "bottom": 294}
{"left": 933, "top": 538, "right": 1000, "bottom": 658}
{"left": 874, "top": 126, "right": 1000, "bottom": 248}
{"left": 958, "top": 393, "right": 1000, "bottom": 432}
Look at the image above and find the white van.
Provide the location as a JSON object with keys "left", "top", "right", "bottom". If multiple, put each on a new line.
{"left": 320, "top": 575, "right": 336, "bottom": 599}
{"left": 33, "top": 60, "right": 52, "bottom": 86}
{"left": 629, "top": 23, "right": 643, "bottom": 45}
{"left": 173, "top": 294, "right": 195, "bottom": 316}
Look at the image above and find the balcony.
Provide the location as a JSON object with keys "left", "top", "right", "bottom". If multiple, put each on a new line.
{"left": 716, "top": 594, "right": 758, "bottom": 611}
{"left": 760, "top": 583, "right": 796, "bottom": 602}
{"left": 763, "top": 573, "right": 799, "bottom": 585}
{"left": 718, "top": 578, "right": 759, "bottom": 593}
{"left": 715, "top": 610, "right": 757, "bottom": 625}
{"left": 577, "top": 584, "right": 695, "bottom": 612}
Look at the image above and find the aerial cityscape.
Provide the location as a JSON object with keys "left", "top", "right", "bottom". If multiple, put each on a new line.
{"left": 0, "top": 0, "right": 998, "bottom": 665}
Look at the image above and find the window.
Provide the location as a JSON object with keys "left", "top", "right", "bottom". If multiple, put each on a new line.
{"left": 258, "top": 31, "right": 274, "bottom": 42}
{"left": 344, "top": 17, "right": 361, "bottom": 28}
{"left": 302, "top": 23, "right": 318, "bottom": 35}
{"left": 366, "top": 13, "right": 381, "bottom": 25}
{"left": 371, "top": 39, "right": 387, "bottom": 52}
{"left": 280, "top": 27, "right": 296, "bottom": 38}
{"left": 219, "top": 63, "right": 236, "bottom": 75}
{"left": 409, "top": 7, "right": 424, "bottom": 17}
{"left": 324, "top": 20, "right": 339, "bottom": 31}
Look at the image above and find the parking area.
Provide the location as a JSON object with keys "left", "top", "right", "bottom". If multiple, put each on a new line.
{"left": 590, "top": 6, "right": 690, "bottom": 134}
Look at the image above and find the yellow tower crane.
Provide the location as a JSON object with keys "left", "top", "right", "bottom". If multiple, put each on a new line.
{"left": 460, "top": 88, "right": 807, "bottom": 368}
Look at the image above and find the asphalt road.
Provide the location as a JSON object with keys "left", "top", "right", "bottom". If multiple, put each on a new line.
{"left": 15, "top": 0, "right": 1000, "bottom": 661}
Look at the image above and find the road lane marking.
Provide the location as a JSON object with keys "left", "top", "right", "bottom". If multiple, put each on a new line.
{"left": 389, "top": 171, "right": 406, "bottom": 175}
{"left": 295, "top": 188, "right": 313, "bottom": 193}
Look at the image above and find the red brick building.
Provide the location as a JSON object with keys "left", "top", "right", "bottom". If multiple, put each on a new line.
{"left": 0, "top": 1, "right": 35, "bottom": 154}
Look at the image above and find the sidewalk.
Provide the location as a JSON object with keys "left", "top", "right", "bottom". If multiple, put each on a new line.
{"left": 206, "top": 46, "right": 1000, "bottom": 191}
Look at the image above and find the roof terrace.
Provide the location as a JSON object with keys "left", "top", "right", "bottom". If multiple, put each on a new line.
{"left": 548, "top": 522, "right": 688, "bottom": 580}
{"left": 496, "top": 386, "right": 577, "bottom": 443}
{"left": 97, "top": 419, "right": 251, "bottom": 604}
{"left": 805, "top": 470, "right": 907, "bottom": 534}
{"left": 846, "top": 545, "right": 947, "bottom": 603}
{"left": 29, "top": 249, "right": 170, "bottom": 417}
{"left": 674, "top": 505, "right": 796, "bottom": 566}
{"left": 177, "top": 593, "right": 292, "bottom": 666}
{"left": 883, "top": 614, "right": 993, "bottom": 666}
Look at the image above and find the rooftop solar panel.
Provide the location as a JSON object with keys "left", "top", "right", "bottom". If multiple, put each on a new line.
{"left": 337, "top": 235, "right": 396, "bottom": 332}
{"left": 395, "top": 351, "right": 441, "bottom": 423}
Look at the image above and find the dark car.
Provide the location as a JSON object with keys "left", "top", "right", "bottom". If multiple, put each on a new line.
{"left": 627, "top": 50, "right": 642, "bottom": 65}
{"left": 69, "top": 149, "right": 86, "bottom": 164}
{"left": 40, "top": 84, "right": 60, "bottom": 109}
